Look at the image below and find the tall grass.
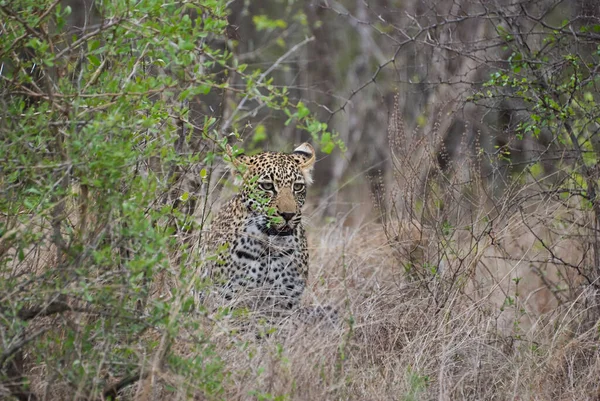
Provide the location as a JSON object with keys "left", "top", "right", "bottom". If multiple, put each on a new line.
{"left": 168, "top": 96, "right": 600, "bottom": 400}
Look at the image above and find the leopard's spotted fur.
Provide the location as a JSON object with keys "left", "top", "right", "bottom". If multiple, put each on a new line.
{"left": 202, "top": 143, "right": 316, "bottom": 313}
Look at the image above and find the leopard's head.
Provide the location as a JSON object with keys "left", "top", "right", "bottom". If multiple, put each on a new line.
{"left": 231, "top": 143, "right": 315, "bottom": 236}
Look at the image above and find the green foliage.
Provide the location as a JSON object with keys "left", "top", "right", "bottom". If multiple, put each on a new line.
{"left": 0, "top": 0, "right": 341, "bottom": 398}
{"left": 284, "top": 103, "right": 344, "bottom": 154}
{"left": 475, "top": 21, "right": 600, "bottom": 207}
{"left": 253, "top": 14, "right": 288, "bottom": 32}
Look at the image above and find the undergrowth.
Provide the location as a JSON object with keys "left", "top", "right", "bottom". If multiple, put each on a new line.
{"left": 2, "top": 1, "right": 600, "bottom": 400}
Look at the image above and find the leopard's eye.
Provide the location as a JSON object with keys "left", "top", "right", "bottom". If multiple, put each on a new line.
{"left": 259, "top": 182, "right": 274, "bottom": 191}
{"left": 293, "top": 183, "right": 305, "bottom": 192}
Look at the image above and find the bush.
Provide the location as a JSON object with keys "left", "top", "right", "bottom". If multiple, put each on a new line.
{"left": 0, "top": 0, "right": 340, "bottom": 398}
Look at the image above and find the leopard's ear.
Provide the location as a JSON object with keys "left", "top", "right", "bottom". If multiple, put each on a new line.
{"left": 291, "top": 143, "right": 315, "bottom": 185}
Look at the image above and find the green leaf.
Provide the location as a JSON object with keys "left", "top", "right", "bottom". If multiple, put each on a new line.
{"left": 88, "top": 39, "right": 100, "bottom": 52}
{"left": 296, "top": 102, "right": 310, "bottom": 119}
{"left": 321, "top": 132, "right": 335, "bottom": 154}
{"left": 529, "top": 162, "right": 542, "bottom": 178}
{"left": 252, "top": 124, "right": 267, "bottom": 143}
{"left": 253, "top": 15, "right": 288, "bottom": 31}
{"left": 88, "top": 54, "right": 100, "bottom": 67}
{"left": 179, "top": 40, "right": 195, "bottom": 51}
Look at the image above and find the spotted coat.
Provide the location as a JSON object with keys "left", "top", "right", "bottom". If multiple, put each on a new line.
{"left": 202, "top": 143, "right": 315, "bottom": 312}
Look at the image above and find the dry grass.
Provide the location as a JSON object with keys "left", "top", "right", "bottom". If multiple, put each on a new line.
{"left": 7, "top": 188, "right": 600, "bottom": 400}
{"left": 10, "top": 173, "right": 600, "bottom": 401}
{"left": 140, "top": 211, "right": 598, "bottom": 401}
{"left": 170, "top": 100, "right": 600, "bottom": 399}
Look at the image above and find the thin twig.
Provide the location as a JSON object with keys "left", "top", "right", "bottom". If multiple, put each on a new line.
{"left": 220, "top": 35, "right": 315, "bottom": 134}
{"left": 0, "top": 327, "right": 50, "bottom": 370}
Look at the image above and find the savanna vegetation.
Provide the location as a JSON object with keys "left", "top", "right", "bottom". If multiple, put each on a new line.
{"left": 1, "top": 0, "right": 600, "bottom": 399}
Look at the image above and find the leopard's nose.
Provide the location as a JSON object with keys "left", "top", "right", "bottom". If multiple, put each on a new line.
{"left": 279, "top": 212, "right": 296, "bottom": 222}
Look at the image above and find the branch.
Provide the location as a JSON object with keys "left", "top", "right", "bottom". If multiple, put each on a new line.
{"left": 0, "top": 4, "right": 46, "bottom": 40}
{"left": 518, "top": 207, "right": 598, "bottom": 289}
{"left": 0, "top": 327, "right": 49, "bottom": 370}
{"left": 102, "top": 371, "right": 148, "bottom": 400}
{"left": 6, "top": 299, "right": 147, "bottom": 323}
{"left": 0, "top": 0, "right": 59, "bottom": 59}
{"left": 4, "top": 386, "right": 37, "bottom": 401}
{"left": 14, "top": 300, "right": 72, "bottom": 320}
{"left": 219, "top": 35, "right": 315, "bottom": 134}
{"left": 54, "top": 18, "right": 122, "bottom": 60}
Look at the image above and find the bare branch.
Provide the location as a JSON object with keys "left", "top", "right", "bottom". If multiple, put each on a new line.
{"left": 220, "top": 35, "right": 315, "bottom": 134}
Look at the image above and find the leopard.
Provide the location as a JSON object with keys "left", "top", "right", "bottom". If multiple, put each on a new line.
{"left": 201, "top": 143, "right": 319, "bottom": 316}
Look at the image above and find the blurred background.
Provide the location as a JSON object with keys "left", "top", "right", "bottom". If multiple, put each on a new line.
{"left": 51, "top": 0, "right": 600, "bottom": 222}
{"left": 216, "top": 1, "right": 598, "bottom": 219}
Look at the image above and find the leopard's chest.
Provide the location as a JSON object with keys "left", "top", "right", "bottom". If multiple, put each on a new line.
{"left": 225, "top": 224, "right": 306, "bottom": 308}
